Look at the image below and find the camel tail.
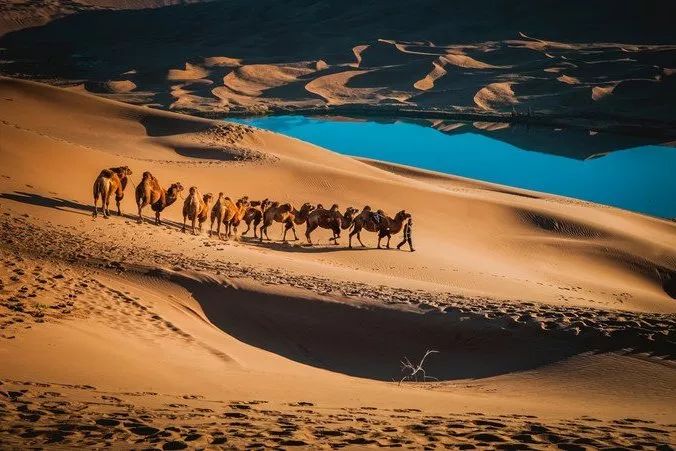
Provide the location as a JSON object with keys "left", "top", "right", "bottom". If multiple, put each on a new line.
{"left": 93, "top": 177, "right": 107, "bottom": 201}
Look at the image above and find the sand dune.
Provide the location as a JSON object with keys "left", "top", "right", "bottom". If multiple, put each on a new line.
{"left": 2, "top": 0, "right": 674, "bottom": 130}
{"left": 473, "top": 82, "right": 518, "bottom": 110}
{"left": 1, "top": 10, "right": 675, "bottom": 444}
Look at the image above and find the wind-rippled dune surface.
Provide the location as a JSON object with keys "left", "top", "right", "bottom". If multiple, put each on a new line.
{"left": 0, "top": 77, "right": 675, "bottom": 448}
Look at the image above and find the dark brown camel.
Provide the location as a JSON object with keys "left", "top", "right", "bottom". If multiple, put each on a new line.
{"left": 260, "top": 202, "right": 314, "bottom": 242}
{"left": 241, "top": 198, "right": 270, "bottom": 239}
{"left": 377, "top": 210, "right": 412, "bottom": 249}
{"left": 305, "top": 204, "right": 359, "bottom": 245}
{"left": 349, "top": 206, "right": 410, "bottom": 249}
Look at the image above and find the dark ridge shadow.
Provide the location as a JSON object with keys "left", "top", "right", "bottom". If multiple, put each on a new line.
{"left": 173, "top": 277, "right": 631, "bottom": 381}
{"left": 139, "top": 115, "right": 213, "bottom": 138}
{"left": 171, "top": 146, "right": 246, "bottom": 162}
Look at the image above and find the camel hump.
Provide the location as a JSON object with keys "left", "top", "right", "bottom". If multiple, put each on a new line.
{"left": 98, "top": 169, "right": 114, "bottom": 179}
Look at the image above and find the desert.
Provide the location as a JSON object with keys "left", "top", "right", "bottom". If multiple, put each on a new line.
{"left": 0, "top": 1, "right": 675, "bottom": 449}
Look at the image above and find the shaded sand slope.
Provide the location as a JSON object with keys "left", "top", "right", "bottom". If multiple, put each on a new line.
{"left": 0, "top": 78, "right": 675, "bottom": 447}
{"left": 0, "top": 0, "right": 214, "bottom": 36}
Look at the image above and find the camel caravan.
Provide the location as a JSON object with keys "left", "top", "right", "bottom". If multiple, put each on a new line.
{"left": 92, "top": 167, "right": 415, "bottom": 251}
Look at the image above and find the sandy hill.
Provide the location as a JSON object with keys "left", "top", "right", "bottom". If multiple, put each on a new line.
{"left": 0, "top": 77, "right": 675, "bottom": 448}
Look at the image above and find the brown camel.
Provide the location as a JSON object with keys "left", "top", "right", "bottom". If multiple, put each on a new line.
{"left": 349, "top": 206, "right": 410, "bottom": 249}
{"left": 209, "top": 195, "right": 249, "bottom": 240}
{"left": 92, "top": 166, "right": 132, "bottom": 218}
{"left": 182, "top": 187, "right": 212, "bottom": 235}
{"left": 135, "top": 171, "right": 184, "bottom": 225}
{"left": 241, "top": 198, "right": 270, "bottom": 239}
{"left": 377, "top": 210, "right": 412, "bottom": 249}
{"left": 260, "top": 202, "right": 315, "bottom": 242}
{"left": 197, "top": 192, "right": 214, "bottom": 233}
{"left": 305, "top": 204, "right": 359, "bottom": 245}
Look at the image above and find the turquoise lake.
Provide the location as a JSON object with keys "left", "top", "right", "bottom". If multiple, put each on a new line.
{"left": 230, "top": 116, "right": 676, "bottom": 218}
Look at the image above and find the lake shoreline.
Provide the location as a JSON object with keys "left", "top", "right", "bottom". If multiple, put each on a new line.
{"left": 176, "top": 104, "right": 676, "bottom": 142}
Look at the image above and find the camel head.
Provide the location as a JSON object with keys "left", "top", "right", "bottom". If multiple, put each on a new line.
{"left": 141, "top": 171, "right": 153, "bottom": 180}
{"left": 345, "top": 207, "right": 359, "bottom": 218}
{"left": 394, "top": 210, "right": 411, "bottom": 223}
{"left": 300, "top": 202, "right": 315, "bottom": 214}
{"left": 203, "top": 193, "right": 214, "bottom": 204}
{"left": 236, "top": 197, "right": 250, "bottom": 209}
{"left": 169, "top": 182, "right": 184, "bottom": 197}
{"left": 188, "top": 186, "right": 198, "bottom": 196}
{"left": 260, "top": 198, "right": 270, "bottom": 211}
{"left": 112, "top": 166, "right": 132, "bottom": 177}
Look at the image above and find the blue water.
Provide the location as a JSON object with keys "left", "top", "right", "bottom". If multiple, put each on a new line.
{"left": 231, "top": 116, "right": 676, "bottom": 218}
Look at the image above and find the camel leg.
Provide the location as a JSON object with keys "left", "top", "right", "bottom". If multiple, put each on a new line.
{"left": 103, "top": 192, "right": 111, "bottom": 218}
{"left": 182, "top": 216, "right": 187, "bottom": 233}
{"left": 93, "top": 194, "right": 99, "bottom": 218}
{"left": 348, "top": 227, "right": 357, "bottom": 248}
{"left": 253, "top": 219, "right": 261, "bottom": 239}
{"left": 331, "top": 226, "right": 340, "bottom": 245}
{"left": 305, "top": 223, "right": 317, "bottom": 245}
{"left": 137, "top": 200, "right": 144, "bottom": 224}
{"left": 116, "top": 196, "right": 123, "bottom": 216}
{"left": 386, "top": 234, "right": 391, "bottom": 249}
{"left": 291, "top": 225, "right": 298, "bottom": 241}
{"left": 155, "top": 211, "right": 161, "bottom": 225}
{"left": 357, "top": 232, "right": 366, "bottom": 247}
{"left": 192, "top": 217, "right": 197, "bottom": 235}
{"left": 282, "top": 224, "right": 288, "bottom": 242}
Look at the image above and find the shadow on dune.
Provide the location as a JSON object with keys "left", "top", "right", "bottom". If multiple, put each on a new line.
{"left": 0, "top": 191, "right": 94, "bottom": 217}
{"left": 174, "top": 276, "right": 615, "bottom": 381}
{"left": 237, "top": 236, "right": 384, "bottom": 253}
{"left": 139, "top": 115, "right": 212, "bottom": 137}
{"left": 0, "top": 191, "right": 186, "bottom": 230}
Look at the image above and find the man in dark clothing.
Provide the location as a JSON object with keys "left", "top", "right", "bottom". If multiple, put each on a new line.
{"left": 397, "top": 217, "right": 414, "bottom": 252}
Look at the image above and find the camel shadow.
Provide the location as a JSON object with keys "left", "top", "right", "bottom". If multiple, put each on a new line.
{"left": 0, "top": 191, "right": 180, "bottom": 227}
{"left": 236, "top": 235, "right": 384, "bottom": 253}
{"left": 0, "top": 191, "right": 94, "bottom": 217}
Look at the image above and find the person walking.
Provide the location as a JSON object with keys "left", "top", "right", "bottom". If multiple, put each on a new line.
{"left": 397, "top": 216, "right": 414, "bottom": 252}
